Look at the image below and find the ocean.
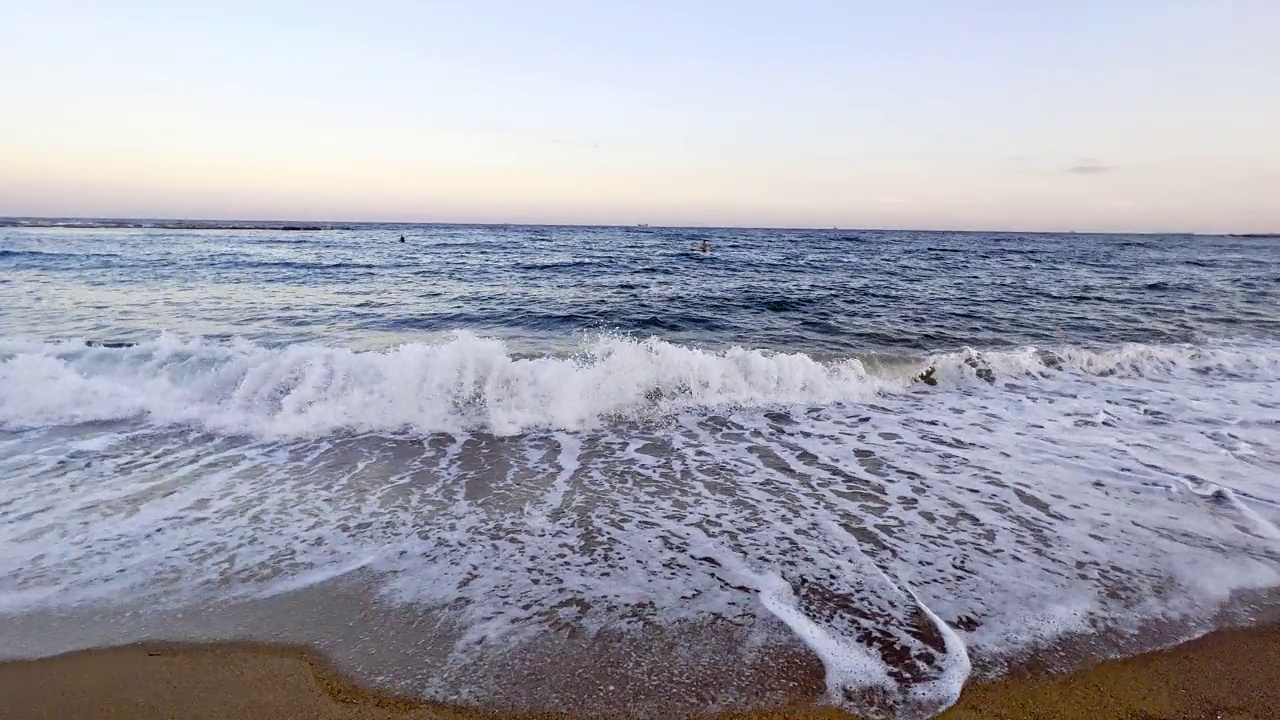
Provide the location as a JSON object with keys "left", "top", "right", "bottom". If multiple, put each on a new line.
{"left": 1, "top": 220, "right": 1278, "bottom": 718}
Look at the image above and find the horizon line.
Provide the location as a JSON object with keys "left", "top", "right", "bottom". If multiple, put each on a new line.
{"left": 2, "top": 214, "right": 1269, "bottom": 237}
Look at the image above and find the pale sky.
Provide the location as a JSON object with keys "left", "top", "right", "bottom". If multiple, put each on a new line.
{"left": 2, "top": 0, "right": 1278, "bottom": 232}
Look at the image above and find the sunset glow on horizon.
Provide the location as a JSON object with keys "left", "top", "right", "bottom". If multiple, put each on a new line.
{"left": 3, "top": 0, "right": 1278, "bottom": 232}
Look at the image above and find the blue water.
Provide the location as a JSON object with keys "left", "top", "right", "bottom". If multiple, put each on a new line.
{"left": 1, "top": 220, "right": 1279, "bottom": 718}
{"left": 2, "top": 222, "right": 1277, "bottom": 353}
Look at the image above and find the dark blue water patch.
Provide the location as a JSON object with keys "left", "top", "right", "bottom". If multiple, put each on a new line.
{"left": 205, "top": 259, "right": 386, "bottom": 271}
{"left": 0, "top": 249, "right": 123, "bottom": 261}
{"left": 634, "top": 315, "right": 687, "bottom": 332}
{"left": 984, "top": 246, "right": 1048, "bottom": 257}
{"left": 762, "top": 297, "right": 819, "bottom": 313}
{"left": 375, "top": 313, "right": 478, "bottom": 331}
{"left": 416, "top": 240, "right": 494, "bottom": 249}
{"left": 507, "top": 310, "right": 609, "bottom": 329}
{"left": 514, "top": 260, "right": 602, "bottom": 271}
{"left": 241, "top": 237, "right": 324, "bottom": 245}
{"left": 1142, "top": 281, "right": 1194, "bottom": 292}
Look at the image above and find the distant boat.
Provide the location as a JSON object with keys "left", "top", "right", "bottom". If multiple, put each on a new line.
{"left": 637, "top": 223, "right": 649, "bottom": 228}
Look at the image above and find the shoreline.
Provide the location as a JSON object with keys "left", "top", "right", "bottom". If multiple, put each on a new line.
{"left": 4, "top": 627, "right": 1280, "bottom": 719}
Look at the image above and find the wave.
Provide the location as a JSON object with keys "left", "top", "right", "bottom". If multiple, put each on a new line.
{"left": 513, "top": 260, "right": 601, "bottom": 271}
{"left": 0, "top": 249, "right": 118, "bottom": 260}
{"left": 210, "top": 259, "right": 383, "bottom": 271}
{"left": 0, "top": 334, "right": 1275, "bottom": 437}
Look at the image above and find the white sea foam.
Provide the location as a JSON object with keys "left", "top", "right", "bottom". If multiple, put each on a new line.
{"left": 1, "top": 334, "right": 1278, "bottom": 717}
{"left": 904, "top": 588, "right": 970, "bottom": 718}
{"left": 1, "top": 334, "right": 1274, "bottom": 437}
{"left": 0, "top": 333, "right": 889, "bottom": 435}
{"left": 752, "top": 569, "right": 896, "bottom": 702}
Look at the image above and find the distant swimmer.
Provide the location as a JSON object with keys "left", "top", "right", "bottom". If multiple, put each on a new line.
{"left": 700, "top": 239, "right": 710, "bottom": 254}
{"left": 399, "top": 235, "right": 406, "bottom": 243}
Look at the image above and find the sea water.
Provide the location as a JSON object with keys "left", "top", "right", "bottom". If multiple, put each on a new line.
{"left": 1, "top": 221, "right": 1278, "bottom": 717}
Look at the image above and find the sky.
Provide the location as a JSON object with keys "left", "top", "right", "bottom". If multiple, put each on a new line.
{"left": 2, "top": 1, "right": 1278, "bottom": 232}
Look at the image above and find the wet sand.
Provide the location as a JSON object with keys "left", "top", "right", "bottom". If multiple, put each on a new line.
{"left": 2, "top": 627, "right": 1279, "bottom": 720}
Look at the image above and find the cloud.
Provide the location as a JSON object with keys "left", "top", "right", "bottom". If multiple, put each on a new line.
{"left": 1068, "top": 158, "right": 1114, "bottom": 175}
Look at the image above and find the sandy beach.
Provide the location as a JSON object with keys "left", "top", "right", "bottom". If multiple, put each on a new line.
{"left": 2, "top": 627, "right": 1279, "bottom": 720}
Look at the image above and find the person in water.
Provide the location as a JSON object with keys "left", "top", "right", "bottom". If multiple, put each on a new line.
{"left": 700, "top": 239, "right": 709, "bottom": 253}
{"left": 399, "top": 235, "right": 405, "bottom": 243}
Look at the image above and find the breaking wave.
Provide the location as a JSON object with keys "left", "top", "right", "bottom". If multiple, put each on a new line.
{"left": 1, "top": 333, "right": 1275, "bottom": 438}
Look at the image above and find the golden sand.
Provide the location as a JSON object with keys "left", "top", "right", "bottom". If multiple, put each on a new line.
{"left": 2, "top": 627, "right": 1278, "bottom": 719}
